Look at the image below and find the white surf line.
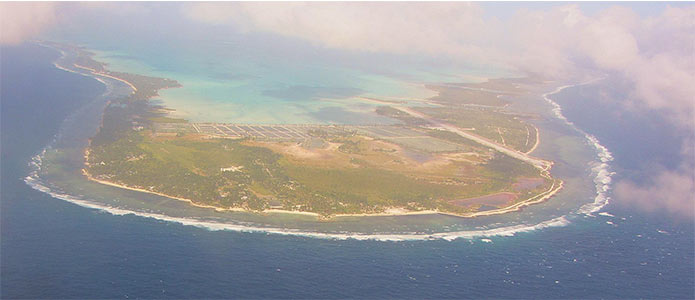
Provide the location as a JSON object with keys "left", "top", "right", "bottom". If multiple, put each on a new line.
{"left": 541, "top": 77, "right": 614, "bottom": 215}
{"left": 25, "top": 43, "right": 584, "bottom": 241}
{"left": 72, "top": 64, "right": 138, "bottom": 94}
{"left": 24, "top": 161, "right": 572, "bottom": 242}
{"left": 394, "top": 106, "right": 553, "bottom": 171}
{"left": 465, "top": 179, "right": 562, "bottom": 218}
{"left": 525, "top": 125, "right": 541, "bottom": 155}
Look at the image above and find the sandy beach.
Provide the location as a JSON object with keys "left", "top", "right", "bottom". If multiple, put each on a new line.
{"left": 73, "top": 64, "right": 139, "bottom": 92}
{"left": 82, "top": 163, "right": 563, "bottom": 220}
{"left": 73, "top": 50, "right": 563, "bottom": 221}
{"left": 525, "top": 124, "right": 541, "bottom": 154}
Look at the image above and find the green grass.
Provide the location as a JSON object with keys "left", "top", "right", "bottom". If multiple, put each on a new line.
{"left": 83, "top": 57, "right": 552, "bottom": 216}
{"left": 416, "top": 106, "right": 536, "bottom": 152}
{"left": 90, "top": 129, "right": 547, "bottom": 215}
{"left": 427, "top": 85, "right": 510, "bottom": 107}
{"left": 88, "top": 101, "right": 547, "bottom": 215}
{"left": 149, "top": 116, "right": 188, "bottom": 123}
{"left": 282, "top": 163, "right": 459, "bottom": 207}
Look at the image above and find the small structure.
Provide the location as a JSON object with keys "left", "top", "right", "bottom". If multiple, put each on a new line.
{"left": 220, "top": 166, "right": 244, "bottom": 172}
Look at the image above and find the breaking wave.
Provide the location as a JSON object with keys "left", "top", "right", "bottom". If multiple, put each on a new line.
{"left": 23, "top": 44, "right": 612, "bottom": 241}
{"left": 24, "top": 158, "right": 570, "bottom": 241}
{"left": 542, "top": 80, "right": 615, "bottom": 216}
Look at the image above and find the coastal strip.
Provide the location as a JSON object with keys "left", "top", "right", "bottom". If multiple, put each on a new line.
{"left": 63, "top": 40, "right": 563, "bottom": 220}
{"left": 82, "top": 140, "right": 564, "bottom": 220}
{"left": 73, "top": 64, "right": 139, "bottom": 92}
{"left": 26, "top": 42, "right": 581, "bottom": 240}
{"left": 82, "top": 163, "right": 563, "bottom": 219}
{"left": 541, "top": 78, "right": 614, "bottom": 215}
{"left": 525, "top": 124, "right": 541, "bottom": 154}
{"left": 82, "top": 164, "right": 563, "bottom": 219}
{"left": 392, "top": 105, "right": 553, "bottom": 171}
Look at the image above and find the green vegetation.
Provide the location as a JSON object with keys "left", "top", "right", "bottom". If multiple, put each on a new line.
{"left": 89, "top": 129, "right": 544, "bottom": 215}
{"left": 48, "top": 42, "right": 181, "bottom": 100}
{"left": 149, "top": 116, "right": 188, "bottom": 123}
{"left": 426, "top": 85, "right": 511, "bottom": 107}
{"left": 375, "top": 106, "right": 430, "bottom": 126}
{"left": 415, "top": 106, "right": 537, "bottom": 153}
{"left": 423, "top": 128, "right": 482, "bottom": 149}
{"left": 79, "top": 44, "right": 555, "bottom": 217}
{"left": 281, "top": 163, "right": 464, "bottom": 211}
{"left": 109, "top": 71, "right": 180, "bottom": 99}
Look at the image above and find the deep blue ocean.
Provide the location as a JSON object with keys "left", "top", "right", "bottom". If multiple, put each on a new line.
{"left": 2, "top": 44, "right": 693, "bottom": 299}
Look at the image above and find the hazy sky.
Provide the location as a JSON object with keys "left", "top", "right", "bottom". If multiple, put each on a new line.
{"left": 1, "top": 2, "right": 693, "bottom": 218}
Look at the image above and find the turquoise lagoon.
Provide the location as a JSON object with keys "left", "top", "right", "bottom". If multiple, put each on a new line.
{"left": 87, "top": 44, "right": 451, "bottom": 124}
{"left": 50, "top": 22, "right": 513, "bottom": 125}
{"left": 33, "top": 19, "right": 604, "bottom": 238}
{"left": 20, "top": 41, "right": 613, "bottom": 240}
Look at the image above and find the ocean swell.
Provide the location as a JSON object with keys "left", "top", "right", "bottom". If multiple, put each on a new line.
{"left": 24, "top": 159, "right": 570, "bottom": 241}
{"left": 542, "top": 80, "right": 615, "bottom": 216}
{"left": 23, "top": 44, "right": 612, "bottom": 241}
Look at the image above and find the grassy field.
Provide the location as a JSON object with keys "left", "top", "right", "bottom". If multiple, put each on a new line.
{"left": 87, "top": 125, "right": 548, "bottom": 216}
{"left": 82, "top": 54, "right": 554, "bottom": 217}
{"left": 415, "top": 106, "right": 537, "bottom": 153}
{"left": 426, "top": 85, "right": 511, "bottom": 107}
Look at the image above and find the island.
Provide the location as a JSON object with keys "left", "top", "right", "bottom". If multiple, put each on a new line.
{"left": 53, "top": 43, "right": 562, "bottom": 219}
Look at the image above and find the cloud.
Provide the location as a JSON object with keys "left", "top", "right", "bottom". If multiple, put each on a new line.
{"left": 182, "top": 2, "right": 695, "bottom": 218}
{"left": 615, "top": 168, "right": 695, "bottom": 219}
{"left": 183, "top": 3, "right": 695, "bottom": 130}
{"left": 184, "top": 2, "right": 491, "bottom": 59}
{"left": 614, "top": 137, "right": 695, "bottom": 219}
{"left": 0, "top": 2, "right": 57, "bottom": 45}
{"left": 3, "top": 2, "right": 693, "bottom": 217}
{"left": 504, "top": 5, "right": 694, "bottom": 130}
{"left": 70, "top": 2, "right": 151, "bottom": 16}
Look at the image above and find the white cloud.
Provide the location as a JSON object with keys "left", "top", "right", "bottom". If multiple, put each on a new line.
{"left": 183, "top": 2, "right": 493, "bottom": 60}
{"left": 0, "top": 2, "right": 57, "bottom": 45}
{"left": 183, "top": 2, "right": 695, "bottom": 130}
{"left": 71, "top": 2, "right": 150, "bottom": 16}
{"left": 615, "top": 168, "right": 695, "bottom": 219}
{"left": 614, "top": 137, "right": 695, "bottom": 219}
{"left": 183, "top": 2, "right": 695, "bottom": 217}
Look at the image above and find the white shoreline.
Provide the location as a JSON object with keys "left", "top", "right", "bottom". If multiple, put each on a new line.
{"left": 541, "top": 78, "right": 614, "bottom": 215}
{"left": 69, "top": 59, "right": 565, "bottom": 220}
{"left": 82, "top": 158, "right": 564, "bottom": 220}
{"left": 73, "top": 64, "right": 139, "bottom": 93}
{"left": 525, "top": 124, "right": 541, "bottom": 155}
{"left": 24, "top": 169, "right": 573, "bottom": 241}
{"left": 22, "top": 42, "right": 614, "bottom": 240}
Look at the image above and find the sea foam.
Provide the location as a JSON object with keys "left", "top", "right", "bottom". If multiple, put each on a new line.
{"left": 24, "top": 44, "right": 611, "bottom": 241}
{"left": 24, "top": 169, "right": 571, "bottom": 241}
{"left": 541, "top": 78, "right": 614, "bottom": 216}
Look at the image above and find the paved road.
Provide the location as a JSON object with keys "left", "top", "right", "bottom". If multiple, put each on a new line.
{"left": 394, "top": 106, "right": 553, "bottom": 171}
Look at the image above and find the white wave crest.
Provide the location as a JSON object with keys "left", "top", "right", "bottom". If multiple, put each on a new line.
{"left": 542, "top": 79, "right": 615, "bottom": 215}
{"left": 24, "top": 43, "right": 616, "bottom": 241}
{"left": 23, "top": 170, "right": 572, "bottom": 241}
{"left": 24, "top": 127, "right": 572, "bottom": 241}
